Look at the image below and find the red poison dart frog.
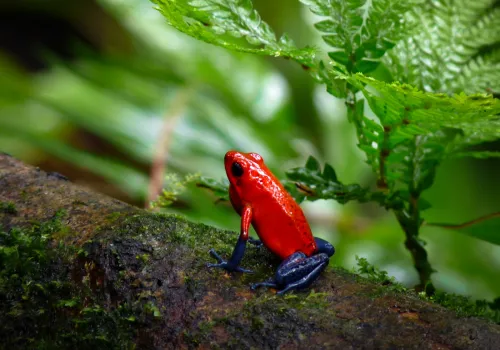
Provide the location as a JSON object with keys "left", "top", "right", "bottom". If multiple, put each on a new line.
{"left": 207, "top": 151, "right": 335, "bottom": 294}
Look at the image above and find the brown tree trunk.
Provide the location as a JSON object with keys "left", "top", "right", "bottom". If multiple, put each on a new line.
{"left": 1, "top": 152, "right": 499, "bottom": 349}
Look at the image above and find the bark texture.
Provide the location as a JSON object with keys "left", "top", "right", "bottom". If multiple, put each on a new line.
{"left": 1, "top": 152, "right": 499, "bottom": 349}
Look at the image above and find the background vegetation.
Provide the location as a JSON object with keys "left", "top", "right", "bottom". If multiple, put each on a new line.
{"left": 0, "top": 0, "right": 499, "bottom": 302}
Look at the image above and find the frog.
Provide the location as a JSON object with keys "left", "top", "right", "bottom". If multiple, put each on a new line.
{"left": 207, "top": 151, "right": 335, "bottom": 294}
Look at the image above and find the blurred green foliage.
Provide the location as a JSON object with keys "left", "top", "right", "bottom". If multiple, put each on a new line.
{"left": 0, "top": 0, "right": 499, "bottom": 302}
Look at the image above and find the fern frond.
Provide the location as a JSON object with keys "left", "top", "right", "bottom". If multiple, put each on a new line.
{"left": 454, "top": 57, "right": 500, "bottom": 94}
{"left": 345, "top": 73, "right": 500, "bottom": 189}
{"left": 301, "top": 0, "right": 414, "bottom": 73}
{"left": 152, "top": 0, "right": 316, "bottom": 66}
{"left": 385, "top": 0, "right": 500, "bottom": 94}
{"left": 450, "top": 150, "right": 500, "bottom": 159}
{"left": 484, "top": 47, "right": 500, "bottom": 63}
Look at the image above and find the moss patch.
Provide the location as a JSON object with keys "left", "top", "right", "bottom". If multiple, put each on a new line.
{"left": 355, "top": 255, "right": 500, "bottom": 324}
{"left": 0, "top": 201, "right": 17, "bottom": 214}
{"left": 0, "top": 211, "right": 141, "bottom": 349}
{"left": 2, "top": 206, "right": 499, "bottom": 349}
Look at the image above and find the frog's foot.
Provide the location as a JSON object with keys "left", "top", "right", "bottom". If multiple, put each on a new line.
{"left": 207, "top": 248, "right": 253, "bottom": 273}
{"left": 251, "top": 252, "right": 329, "bottom": 294}
{"left": 250, "top": 279, "right": 278, "bottom": 290}
{"left": 248, "top": 237, "right": 263, "bottom": 247}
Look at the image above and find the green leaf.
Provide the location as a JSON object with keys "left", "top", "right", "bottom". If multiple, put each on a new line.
{"left": 301, "top": 0, "right": 414, "bottom": 73}
{"left": 349, "top": 74, "right": 500, "bottom": 189}
{"left": 322, "top": 163, "right": 337, "bottom": 182}
{"left": 305, "top": 156, "right": 321, "bottom": 171}
{"left": 194, "top": 177, "right": 230, "bottom": 201}
{"left": 427, "top": 213, "right": 500, "bottom": 246}
{"left": 385, "top": 0, "right": 500, "bottom": 94}
{"left": 152, "top": 0, "right": 316, "bottom": 66}
{"left": 0, "top": 127, "right": 149, "bottom": 199}
{"left": 394, "top": 129, "right": 462, "bottom": 193}
{"left": 450, "top": 151, "right": 500, "bottom": 159}
{"left": 286, "top": 159, "right": 403, "bottom": 209}
{"left": 313, "top": 60, "right": 349, "bottom": 98}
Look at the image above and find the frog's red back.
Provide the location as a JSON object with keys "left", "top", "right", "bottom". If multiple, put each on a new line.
{"left": 225, "top": 151, "right": 317, "bottom": 259}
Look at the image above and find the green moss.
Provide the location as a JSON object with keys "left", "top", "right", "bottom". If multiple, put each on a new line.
{"left": 420, "top": 291, "right": 500, "bottom": 323}
{"left": 144, "top": 301, "right": 161, "bottom": 317}
{"left": 106, "top": 211, "right": 125, "bottom": 223}
{"left": 0, "top": 211, "right": 140, "bottom": 349}
{"left": 355, "top": 256, "right": 500, "bottom": 323}
{"left": 136, "top": 253, "right": 150, "bottom": 263}
{"left": 112, "top": 213, "right": 239, "bottom": 263}
{"left": 0, "top": 201, "right": 17, "bottom": 214}
{"left": 183, "top": 320, "right": 216, "bottom": 347}
{"left": 109, "top": 212, "right": 500, "bottom": 327}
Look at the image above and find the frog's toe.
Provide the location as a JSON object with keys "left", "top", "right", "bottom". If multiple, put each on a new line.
{"left": 208, "top": 248, "right": 224, "bottom": 263}
{"left": 276, "top": 285, "right": 295, "bottom": 295}
{"left": 236, "top": 266, "right": 254, "bottom": 273}
{"left": 206, "top": 262, "right": 225, "bottom": 269}
{"left": 206, "top": 251, "right": 253, "bottom": 273}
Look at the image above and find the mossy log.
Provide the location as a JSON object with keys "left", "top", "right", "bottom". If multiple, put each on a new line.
{"left": 1, "top": 152, "right": 500, "bottom": 349}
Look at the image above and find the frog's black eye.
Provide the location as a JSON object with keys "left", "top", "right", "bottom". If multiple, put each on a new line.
{"left": 231, "top": 162, "right": 244, "bottom": 177}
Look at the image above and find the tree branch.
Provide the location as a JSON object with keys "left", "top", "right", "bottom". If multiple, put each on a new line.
{"left": 1, "top": 153, "right": 499, "bottom": 349}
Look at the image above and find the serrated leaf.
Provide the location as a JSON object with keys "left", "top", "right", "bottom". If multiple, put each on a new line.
{"left": 302, "top": 0, "right": 414, "bottom": 73}
{"left": 153, "top": 0, "right": 316, "bottom": 66}
{"left": 347, "top": 73, "right": 500, "bottom": 190}
{"left": 385, "top": 0, "right": 500, "bottom": 94}
{"left": 286, "top": 158, "right": 400, "bottom": 208}
{"left": 314, "top": 20, "right": 336, "bottom": 33}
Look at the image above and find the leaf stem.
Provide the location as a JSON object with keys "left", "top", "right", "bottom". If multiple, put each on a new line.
{"left": 345, "top": 89, "right": 364, "bottom": 143}
{"left": 425, "top": 212, "right": 500, "bottom": 229}
{"left": 377, "top": 125, "right": 391, "bottom": 189}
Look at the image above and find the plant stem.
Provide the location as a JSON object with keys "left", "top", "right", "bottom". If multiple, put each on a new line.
{"left": 145, "top": 87, "right": 193, "bottom": 209}
{"left": 395, "top": 208, "right": 434, "bottom": 293}
{"left": 395, "top": 138, "right": 435, "bottom": 293}
{"left": 377, "top": 125, "right": 391, "bottom": 189}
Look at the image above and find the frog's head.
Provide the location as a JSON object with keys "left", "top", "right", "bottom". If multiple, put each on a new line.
{"left": 224, "top": 150, "right": 265, "bottom": 188}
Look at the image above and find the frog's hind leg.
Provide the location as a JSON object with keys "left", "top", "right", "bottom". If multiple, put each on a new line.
{"left": 314, "top": 237, "right": 335, "bottom": 257}
{"left": 251, "top": 252, "right": 329, "bottom": 294}
{"left": 274, "top": 252, "right": 329, "bottom": 295}
{"left": 250, "top": 252, "right": 305, "bottom": 291}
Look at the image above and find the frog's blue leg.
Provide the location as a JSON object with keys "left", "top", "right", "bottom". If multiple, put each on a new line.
{"left": 207, "top": 205, "right": 254, "bottom": 273}
{"left": 251, "top": 237, "right": 335, "bottom": 294}
{"left": 250, "top": 279, "right": 278, "bottom": 289}
{"left": 275, "top": 252, "right": 330, "bottom": 295}
{"left": 315, "top": 237, "right": 335, "bottom": 257}
{"left": 207, "top": 237, "right": 253, "bottom": 273}
{"left": 250, "top": 252, "right": 305, "bottom": 290}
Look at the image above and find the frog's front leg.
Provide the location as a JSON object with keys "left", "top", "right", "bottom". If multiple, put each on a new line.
{"left": 251, "top": 237, "right": 335, "bottom": 294}
{"left": 207, "top": 205, "right": 254, "bottom": 273}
